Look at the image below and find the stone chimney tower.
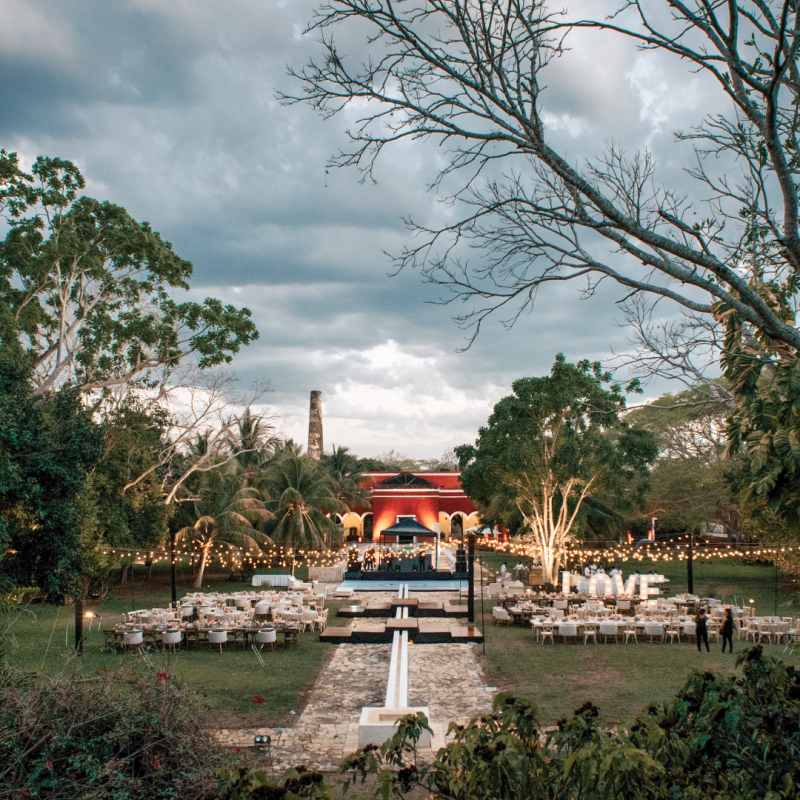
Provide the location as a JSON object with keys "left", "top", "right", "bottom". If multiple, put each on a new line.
{"left": 307, "top": 390, "right": 323, "bottom": 460}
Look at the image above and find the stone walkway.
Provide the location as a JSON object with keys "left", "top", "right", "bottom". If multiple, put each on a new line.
{"left": 214, "top": 641, "right": 493, "bottom": 772}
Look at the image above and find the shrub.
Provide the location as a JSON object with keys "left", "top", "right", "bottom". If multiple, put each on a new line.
{"left": 334, "top": 647, "right": 799, "bottom": 799}
{"left": 0, "top": 666, "right": 226, "bottom": 799}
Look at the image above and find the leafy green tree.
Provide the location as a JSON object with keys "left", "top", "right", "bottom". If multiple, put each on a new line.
{"left": 76, "top": 404, "right": 172, "bottom": 592}
{"left": 626, "top": 385, "right": 742, "bottom": 538}
{"left": 0, "top": 151, "right": 258, "bottom": 399}
{"left": 175, "top": 468, "right": 273, "bottom": 589}
{"left": 457, "top": 355, "right": 657, "bottom": 583}
{"left": 0, "top": 359, "right": 103, "bottom": 603}
{"left": 263, "top": 453, "right": 344, "bottom": 551}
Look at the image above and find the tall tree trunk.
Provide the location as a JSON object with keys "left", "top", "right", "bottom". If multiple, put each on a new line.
{"left": 193, "top": 549, "right": 209, "bottom": 589}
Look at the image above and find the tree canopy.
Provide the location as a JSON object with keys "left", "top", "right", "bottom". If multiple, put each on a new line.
{"left": 287, "top": 0, "right": 800, "bottom": 519}
{"left": 457, "top": 355, "right": 657, "bottom": 581}
{"left": 0, "top": 359, "right": 103, "bottom": 602}
{"left": 0, "top": 151, "right": 258, "bottom": 399}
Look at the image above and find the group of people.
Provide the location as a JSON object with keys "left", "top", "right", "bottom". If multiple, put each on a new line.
{"left": 346, "top": 546, "right": 432, "bottom": 572}
{"left": 695, "top": 606, "right": 736, "bottom": 653}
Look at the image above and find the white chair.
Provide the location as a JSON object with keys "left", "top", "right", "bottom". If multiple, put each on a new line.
{"left": 616, "top": 599, "right": 631, "bottom": 613}
{"left": 682, "top": 622, "right": 696, "bottom": 642}
{"left": 234, "top": 596, "right": 250, "bottom": 608}
{"left": 540, "top": 621, "right": 554, "bottom": 644}
{"left": 553, "top": 599, "right": 569, "bottom": 610}
{"left": 123, "top": 631, "right": 143, "bottom": 654}
{"left": 257, "top": 629, "right": 277, "bottom": 652}
{"left": 707, "top": 622, "right": 720, "bottom": 643}
{"left": 665, "top": 624, "right": 681, "bottom": 644}
{"left": 644, "top": 623, "right": 664, "bottom": 644}
{"left": 162, "top": 630, "right": 183, "bottom": 653}
{"left": 301, "top": 609, "right": 318, "bottom": 632}
{"left": 492, "top": 607, "right": 511, "bottom": 627}
{"left": 548, "top": 608, "right": 565, "bottom": 619}
{"left": 623, "top": 621, "right": 638, "bottom": 644}
{"left": 583, "top": 622, "right": 598, "bottom": 645}
{"left": 599, "top": 622, "right": 618, "bottom": 644}
{"left": 254, "top": 602, "right": 270, "bottom": 620}
{"left": 208, "top": 630, "right": 228, "bottom": 653}
{"left": 314, "top": 608, "right": 329, "bottom": 631}
{"left": 558, "top": 623, "right": 578, "bottom": 644}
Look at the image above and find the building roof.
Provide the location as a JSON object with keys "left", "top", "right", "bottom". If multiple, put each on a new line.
{"left": 373, "top": 471, "right": 439, "bottom": 488}
{"left": 380, "top": 518, "right": 438, "bottom": 536}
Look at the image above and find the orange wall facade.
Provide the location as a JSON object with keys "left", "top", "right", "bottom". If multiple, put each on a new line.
{"left": 355, "top": 472, "right": 478, "bottom": 541}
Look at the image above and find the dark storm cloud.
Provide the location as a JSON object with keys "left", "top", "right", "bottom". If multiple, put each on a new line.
{"left": 1, "top": 0, "right": 720, "bottom": 455}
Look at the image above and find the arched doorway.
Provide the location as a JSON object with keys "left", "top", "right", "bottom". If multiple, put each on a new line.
{"left": 362, "top": 513, "right": 373, "bottom": 541}
{"left": 451, "top": 513, "right": 465, "bottom": 539}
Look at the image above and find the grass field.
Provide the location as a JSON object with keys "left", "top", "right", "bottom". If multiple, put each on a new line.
{"left": 466, "top": 549, "right": 800, "bottom": 726}
{"left": 4, "top": 564, "right": 345, "bottom": 728}
{"left": 6, "top": 553, "right": 800, "bottom": 734}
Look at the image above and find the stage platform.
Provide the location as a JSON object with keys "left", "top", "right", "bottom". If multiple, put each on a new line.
{"left": 335, "top": 579, "right": 465, "bottom": 592}
{"left": 345, "top": 569, "right": 467, "bottom": 581}
{"left": 337, "top": 598, "right": 468, "bottom": 619}
{"left": 319, "top": 621, "right": 483, "bottom": 645}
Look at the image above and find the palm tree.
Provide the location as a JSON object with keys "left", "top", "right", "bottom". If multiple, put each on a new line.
{"left": 263, "top": 453, "right": 344, "bottom": 555}
{"left": 227, "top": 407, "right": 280, "bottom": 487}
{"left": 324, "top": 444, "right": 372, "bottom": 511}
{"left": 175, "top": 469, "right": 274, "bottom": 588}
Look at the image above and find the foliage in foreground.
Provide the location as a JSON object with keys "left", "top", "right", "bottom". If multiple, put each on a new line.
{"left": 0, "top": 666, "right": 226, "bottom": 800}
{"left": 225, "top": 647, "right": 800, "bottom": 800}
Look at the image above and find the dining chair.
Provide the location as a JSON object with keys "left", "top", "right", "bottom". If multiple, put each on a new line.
{"left": 558, "top": 623, "right": 578, "bottom": 644}
{"left": 208, "top": 630, "right": 228, "bottom": 653}
{"left": 583, "top": 623, "right": 598, "bottom": 645}
{"left": 623, "top": 622, "right": 638, "bottom": 644}
{"left": 540, "top": 621, "right": 554, "bottom": 645}
{"left": 665, "top": 624, "right": 681, "bottom": 644}
{"left": 232, "top": 628, "right": 247, "bottom": 650}
{"left": 123, "top": 630, "right": 143, "bottom": 654}
{"left": 257, "top": 628, "right": 277, "bottom": 652}
{"left": 162, "top": 630, "right": 183, "bottom": 653}
{"left": 644, "top": 623, "right": 664, "bottom": 644}
{"left": 599, "top": 622, "right": 618, "bottom": 644}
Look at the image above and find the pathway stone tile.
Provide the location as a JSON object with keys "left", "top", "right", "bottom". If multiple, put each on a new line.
{"left": 214, "top": 637, "right": 494, "bottom": 772}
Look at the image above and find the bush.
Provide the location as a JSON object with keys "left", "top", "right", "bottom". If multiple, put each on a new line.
{"left": 0, "top": 666, "right": 226, "bottom": 799}
{"left": 332, "top": 646, "right": 799, "bottom": 799}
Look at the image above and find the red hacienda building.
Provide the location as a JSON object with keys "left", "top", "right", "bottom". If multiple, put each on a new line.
{"left": 339, "top": 471, "right": 485, "bottom": 542}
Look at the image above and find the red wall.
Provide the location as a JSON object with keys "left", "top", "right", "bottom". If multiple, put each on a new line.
{"left": 356, "top": 472, "right": 477, "bottom": 541}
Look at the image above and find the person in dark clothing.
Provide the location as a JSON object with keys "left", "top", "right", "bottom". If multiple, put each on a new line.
{"left": 696, "top": 608, "right": 710, "bottom": 652}
{"left": 721, "top": 607, "right": 735, "bottom": 653}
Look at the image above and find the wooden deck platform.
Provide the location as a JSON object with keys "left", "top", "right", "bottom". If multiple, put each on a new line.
{"left": 319, "top": 621, "right": 483, "bottom": 645}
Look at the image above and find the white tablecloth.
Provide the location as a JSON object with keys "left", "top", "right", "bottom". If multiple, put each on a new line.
{"left": 252, "top": 574, "right": 291, "bottom": 587}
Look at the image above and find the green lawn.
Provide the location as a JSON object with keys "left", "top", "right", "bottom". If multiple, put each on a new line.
{"left": 4, "top": 565, "right": 343, "bottom": 728}
{"left": 7, "top": 555, "right": 800, "bottom": 734}
{"left": 478, "top": 615, "right": 798, "bottom": 728}
{"left": 467, "top": 551, "right": 800, "bottom": 727}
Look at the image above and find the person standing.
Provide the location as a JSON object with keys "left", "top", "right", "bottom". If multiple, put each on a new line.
{"left": 696, "top": 608, "right": 710, "bottom": 653}
{"left": 721, "top": 608, "right": 734, "bottom": 653}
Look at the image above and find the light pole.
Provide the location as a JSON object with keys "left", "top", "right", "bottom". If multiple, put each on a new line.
{"left": 775, "top": 560, "right": 779, "bottom": 617}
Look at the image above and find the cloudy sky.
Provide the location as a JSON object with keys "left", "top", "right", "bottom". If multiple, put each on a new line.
{"left": 1, "top": 0, "right": 723, "bottom": 457}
